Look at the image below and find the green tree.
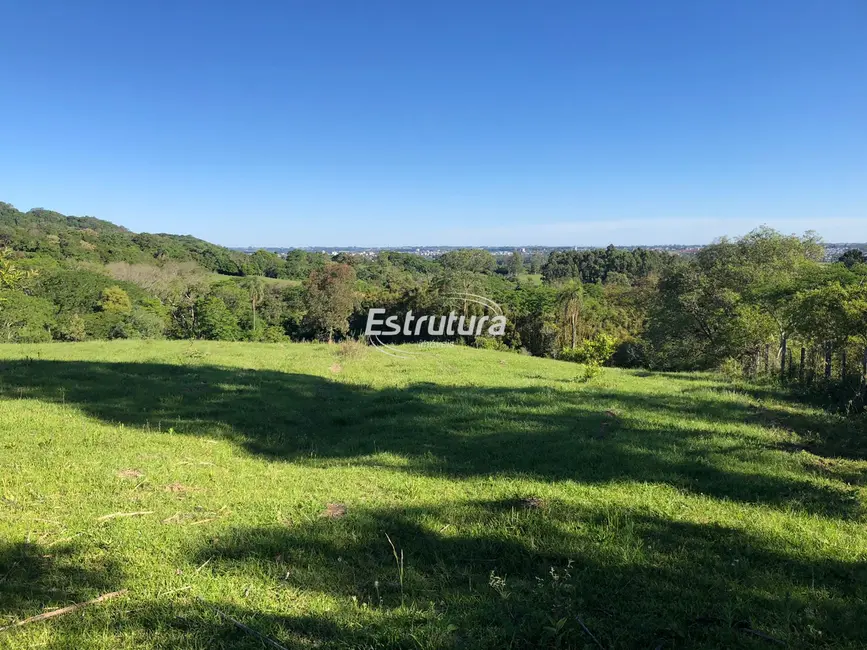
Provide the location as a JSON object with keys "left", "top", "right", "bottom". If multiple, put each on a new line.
{"left": 839, "top": 249, "right": 866, "bottom": 269}
{"left": 507, "top": 250, "right": 524, "bottom": 277}
{"left": 649, "top": 228, "right": 823, "bottom": 370}
{"left": 529, "top": 252, "right": 544, "bottom": 275}
{"left": 195, "top": 296, "right": 241, "bottom": 341}
{"left": 303, "top": 263, "right": 357, "bottom": 341}
{"left": 239, "top": 276, "right": 266, "bottom": 331}
{"left": 0, "top": 248, "right": 28, "bottom": 291}
{"left": 99, "top": 285, "right": 133, "bottom": 314}
{"left": 439, "top": 249, "right": 497, "bottom": 274}
{"left": 557, "top": 280, "right": 584, "bottom": 350}
{"left": 0, "top": 292, "right": 55, "bottom": 342}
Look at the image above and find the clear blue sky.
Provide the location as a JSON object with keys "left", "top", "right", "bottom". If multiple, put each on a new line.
{"left": 1, "top": 0, "right": 865, "bottom": 247}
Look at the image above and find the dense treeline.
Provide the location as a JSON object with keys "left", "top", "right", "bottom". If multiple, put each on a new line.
{"left": 542, "top": 245, "right": 669, "bottom": 284}
{"left": 0, "top": 202, "right": 250, "bottom": 276}
{"left": 2, "top": 202, "right": 866, "bottom": 408}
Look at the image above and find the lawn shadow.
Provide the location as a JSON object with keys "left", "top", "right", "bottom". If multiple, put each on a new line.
{"left": 0, "top": 541, "right": 123, "bottom": 631}
{"left": 673, "top": 382, "right": 867, "bottom": 460}
{"left": 0, "top": 359, "right": 862, "bottom": 518}
{"left": 179, "top": 501, "right": 867, "bottom": 648}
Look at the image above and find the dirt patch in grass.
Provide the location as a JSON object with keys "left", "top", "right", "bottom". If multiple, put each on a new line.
{"left": 321, "top": 503, "right": 347, "bottom": 519}
{"left": 164, "top": 483, "right": 200, "bottom": 494}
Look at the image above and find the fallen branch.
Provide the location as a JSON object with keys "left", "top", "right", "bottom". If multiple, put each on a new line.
{"left": 0, "top": 590, "right": 128, "bottom": 633}
{"left": 200, "top": 600, "right": 289, "bottom": 650}
{"left": 97, "top": 511, "right": 153, "bottom": 522}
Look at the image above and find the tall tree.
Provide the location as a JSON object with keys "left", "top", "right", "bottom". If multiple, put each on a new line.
{"left": 507, "top": 250, "right": 524, "bottom": 277}
{"left": 240, "top": 276, "right": 266, "bottom": 331}
{"left": 557, "top": 280, "right": 584, "bottom": 350}
{"left": 529, "top": 252, "right": 544, "bottom": 275}
{"left": 303, "top": 263, "right": 357, "bottom": 342}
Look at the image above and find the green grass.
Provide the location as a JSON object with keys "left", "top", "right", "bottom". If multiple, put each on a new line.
{"left": 0, "top": 341, "right": 865, "bottom": 649}
{"left": 258, "top": 276, "right": 302, "bottom": 287}
{"left": 516, "top": 273, "right": 543, "bottom": 285}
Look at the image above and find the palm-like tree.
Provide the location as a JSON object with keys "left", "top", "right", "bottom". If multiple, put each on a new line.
{"left": 557, "top": 280, "right": 584, "bottom": 350}
{"left": 240, "top": 276, "right": 266, "bottom": 331}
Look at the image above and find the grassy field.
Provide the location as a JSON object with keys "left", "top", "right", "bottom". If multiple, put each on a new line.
{"left": 515, "top": 273, "right": 543, "bottom": 286}
{"left": 0, "top": 341, "right": 865, "bottom": 649}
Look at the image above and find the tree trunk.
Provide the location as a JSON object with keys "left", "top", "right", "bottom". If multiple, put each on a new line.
{"left": 862, "top": 348, "right": 867, "bottom": 402}
{"left": 799, "top": 347, "right": 806, "bottom": 384}
{"left": 824, "top": 342, "right": 832, "bottom": 380}
{"left": 841, "top": 348, "right": 847, "bottom": 378}
{"left": 780, "top": 335, "right": 787, "bottom": 381}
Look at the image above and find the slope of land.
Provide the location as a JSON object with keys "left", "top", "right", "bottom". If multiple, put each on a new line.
{"left": 0, "top": 202, "right": 247, "bottom": 275}
{"left": 0, "top": 341, "right": 865, "bottom": 648}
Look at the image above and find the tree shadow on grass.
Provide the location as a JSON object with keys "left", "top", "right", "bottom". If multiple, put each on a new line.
{"left": 671, "top": 382, "right": 867, "bottom": 461}
{"left": 0, "top": 359, "right": 861, "bottom": 518}
{"left": 2, "top": 504, "right": 864, "bottom": 648}
{"left": 0, "top": 541, "right": 123, "bottom": 630}
{"left": 178, "top": 501, "right": 867, "bottom": 649}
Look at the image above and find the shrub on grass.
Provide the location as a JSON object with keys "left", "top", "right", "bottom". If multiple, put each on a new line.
{"left": 338, "top": 338, "right": 368, "bottom": 360}
{"left": 559, "top": 333, "right": 617, "bottom": 366}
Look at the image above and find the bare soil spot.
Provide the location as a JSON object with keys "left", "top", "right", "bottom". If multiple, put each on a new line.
{"left": 321, "top": 503, "right": 347, "bottom": 519}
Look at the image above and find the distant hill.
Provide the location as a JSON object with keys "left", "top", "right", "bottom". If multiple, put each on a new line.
{"left": 0, "top": 201, "right": 247, "bottom": 276}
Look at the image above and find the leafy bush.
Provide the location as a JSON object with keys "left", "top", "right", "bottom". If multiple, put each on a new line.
{"left": 261, "top": 325, "right": 287, "bottom": 342}
{"left": 612, "top": 338, "right": 648, "bottom": 368}
{"left": 559, "top": 333, "right": 617, "bottom": 366}
{"left": 84, "top": 311, "right": 127, "bottom": 340}
{"left": 473, "top": 335, "right": 506, "bottom": 351}
{"left": 718, "top": 357, "right": 745, "bottom": 381}
{"left": 128, "top": 307, "right": 167, "bottom": 339}
{"left": 55, "top": 313, "right": 87, "bottom": 341}
{"left": 573, "top": 362, "right": 603, "bottom": 383}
